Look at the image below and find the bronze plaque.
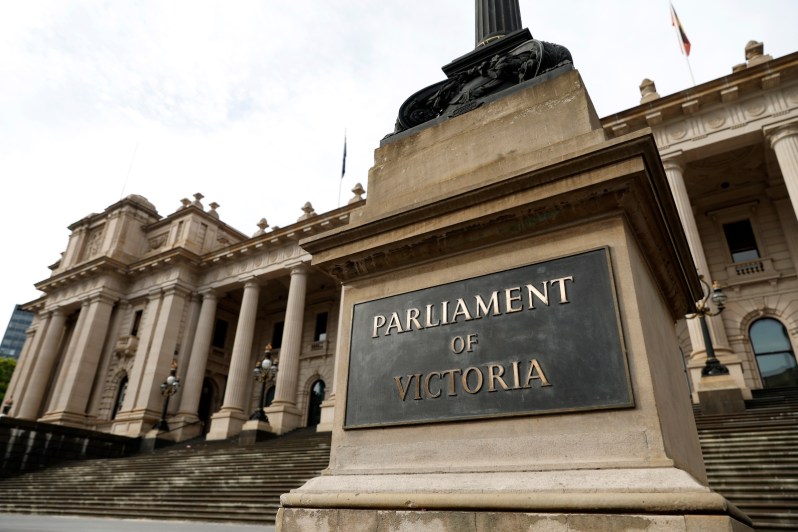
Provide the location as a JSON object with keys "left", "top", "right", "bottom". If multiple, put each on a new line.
{"left": 344, "top": 248, "right": 632, "bottom": 429}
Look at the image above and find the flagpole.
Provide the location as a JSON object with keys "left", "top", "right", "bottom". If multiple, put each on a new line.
{"left": 670, "top": 2, "right": 695, "bottom": 87}
{"left": 338, "top": 130, "right": 347, "bottom": 207}
{"left": 684, "top": 55, "right": 696, "bottom": 87}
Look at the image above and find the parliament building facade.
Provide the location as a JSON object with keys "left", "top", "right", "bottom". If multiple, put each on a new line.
{"left": 5, "top": 41, "right": 798, "bottom": 442}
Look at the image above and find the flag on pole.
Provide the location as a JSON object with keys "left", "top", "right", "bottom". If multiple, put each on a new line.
{"left": 670, "top": 3, "right": 691, "bottom": 56}
{"left": 341, "top": 133, "right": 347, "bottom": 179}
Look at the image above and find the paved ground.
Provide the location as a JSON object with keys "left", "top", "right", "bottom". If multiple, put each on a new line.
{"left": 0, "top": 514, "right": 275, "bottom": 532}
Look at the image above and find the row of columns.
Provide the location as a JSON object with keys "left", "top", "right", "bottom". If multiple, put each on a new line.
{"left": 662, "top": 121, "right": 798, "bottom": 396}
{"left": 8, "top": 262, "right": 312, "bottom": 442}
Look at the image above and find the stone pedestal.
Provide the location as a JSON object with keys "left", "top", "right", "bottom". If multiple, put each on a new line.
{"left": 168, "top": 414, "right": 205, "bottom": 442}
{"left": 698, "top": 374, "right": 747, "bottom": 415}
{"left": 206, "top": 409, "right": 247, "bottom": 441}
{"left": 262, "top": 404, "right": 302, "bottom": 435}
{"left": 315, "top": 398, "right": 335, "bottom": 433}
{"left": 239, "top": 419, "right": 275, "bottom": 445}
{"left": 140, "top": 428, "right": 177, "bottom": 452}
{"left": 284, "top": 69, "right": 751, "bottom": 531}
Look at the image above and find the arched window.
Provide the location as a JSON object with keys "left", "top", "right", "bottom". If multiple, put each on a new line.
{"left": 750, "top": 318, "right": 798, "bottom": 388}
{"left": 112, "top": 376, "right": 128, "bottom": 419}
{"left": 307, "top": 380, "right": 325, "bottom": 426}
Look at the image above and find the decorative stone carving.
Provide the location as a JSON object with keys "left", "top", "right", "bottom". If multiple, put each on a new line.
{"left": 85, "top": 227, "right": 104, "bottom": 258}
{"left": 148, "top": 234, "right": 168, "bottom": 251}
{"left": 639, "top": 78, "right": 660, "bottom": 104}
{"left": 208, "top": 202, "right": 220, "bottom": 219}
{"left": 114, "top": 335, "right": 139, "bottom": 358}
{"left": 745, "top": 40, "right": 773, "bottom": 67}
{"left": 705, "top": 110, "right": 727, "bottom": 130}
{"left": 668, "top": 123, "right": 689, "bottom": 142}
{"left": 743, "top": 97, "right": 767, "bottom": 118}
{"left": 349, "top": 183, "right": 366, "bottom": 204}
{"left": 298, "top": 202, "right": 317, "bottom": 221}
{"left": 393, "top": 37, "right": 571, "bottom": 134}
{"left": 253, "top": 218, "right": 269, "bottom": 236}
{"left": 192, "top": 192, "right": 204, "bottom": 210}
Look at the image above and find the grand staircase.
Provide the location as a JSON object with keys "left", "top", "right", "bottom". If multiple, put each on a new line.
{"left": 695, "top": 387, "right": 798, "bottom": 531}
{"left": 0, "top": 390, "right": 796, "bottom": 529}
{"left": 0, "top": 428, "right": 331, "bottom": 525}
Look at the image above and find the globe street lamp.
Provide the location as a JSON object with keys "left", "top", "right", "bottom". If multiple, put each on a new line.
{"left": 251, "top": 344, "right": 278, "bottom": 421}
{"left": 156, "top": 361, "right": 180, "bottom": 432}
{"left": 687, "top": 275, "right": 729, "bottom": 377}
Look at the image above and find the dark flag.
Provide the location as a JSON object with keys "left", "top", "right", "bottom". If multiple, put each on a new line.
{"left": 341, "top": 134, "right": 347, "bottom": 179}
{"left": 670, "top": 3, "right": 691, "bottom": 56}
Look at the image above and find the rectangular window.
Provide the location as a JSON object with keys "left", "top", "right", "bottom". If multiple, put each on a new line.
{"left": 723, "top": 220, "right": 760, "bottom": 263}
{"left": 212, "top": 319, "right": 229, "bottom": 349}
{"left": 130, "top": 310, "right": 143, "bottom": 337}
{"left": 314, "top": 312, "right": 328, "bottom": 342}
{"left": 271, "top": 321, "right": 284, "bottom": 349}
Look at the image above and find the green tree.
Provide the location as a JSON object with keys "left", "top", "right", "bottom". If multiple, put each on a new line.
{"left": 0, "top": 357, "right": 16, "bottom": 405}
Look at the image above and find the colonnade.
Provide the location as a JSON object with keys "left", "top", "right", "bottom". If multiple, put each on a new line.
{"left": 662, "top": 120, "right": 798, "bottom": 395}
{"left": 8, "top": 261, "right": 314, "bottom": 440}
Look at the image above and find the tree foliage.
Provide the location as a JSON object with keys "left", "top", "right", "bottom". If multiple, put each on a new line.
{"left": 0, "top": 357, "right": 16, "bottom": 405}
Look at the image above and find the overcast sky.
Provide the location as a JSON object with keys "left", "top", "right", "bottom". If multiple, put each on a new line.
{"left": 1, "top": 1, "right": 796, "bottom": 334}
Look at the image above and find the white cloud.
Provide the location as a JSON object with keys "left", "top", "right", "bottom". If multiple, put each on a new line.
{"left": 0, "top": 0, "right": 796, "bottom": 332}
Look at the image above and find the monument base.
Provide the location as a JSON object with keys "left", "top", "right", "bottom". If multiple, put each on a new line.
{"left": 698, "top": 374, "right": 747, "bottom": 415}
{"left": 278, "top": 470, "right": 751, "bottom": 531}
{"left": 239, "top": 419, "right": 275, "bottom": 444}
{"left": 277, "top": 508, "right": 750, "bottom": 532}
{"left": 294, "top": 66, "right": 747, "bottom": 531}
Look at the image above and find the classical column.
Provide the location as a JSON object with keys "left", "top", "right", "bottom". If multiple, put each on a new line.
{"left": 316, "top": 289, "right": 344, "bottom": 433}
{"left": 114, "top": 286, "right": 188, "bottom": 436}
{"left": 87, "top": 300, "right": 127, "bottom": 421}
{"left": 41, "top": 294, "right": 115, "bottom": 427}
{"left": 266, "top": 264, "right": 309, "bottom": 435}
{"left": 16, "top": 309, "right": 67, "bottom": 420}
{"left": 207, "top": 280, "right": 261, "bottom": 441}
{"left": 4, "top": 319, "right": 41, "bottom": 416}
{"left": 116, "top": 290, "right": 162, "bottom": 419}
{"left": 766, "top": 123, "right": 798, "bottom": 219}
{"left": 175, "top": 290, "right": 218, "bottom": 437}
{"left": 475, "top": 0, "right": 522, "bottom": 47}
{"left": 662, "top": 157, "right": 730, "bottom": 352}
{"left": 47, "top": 301, "right": 89, "bottom": 412}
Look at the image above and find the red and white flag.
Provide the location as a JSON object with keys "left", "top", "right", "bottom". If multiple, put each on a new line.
{"left": 670, "top": 3, "right": 691, "bottom": 56}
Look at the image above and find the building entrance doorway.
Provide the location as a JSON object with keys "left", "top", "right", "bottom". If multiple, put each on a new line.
{"left": 198, "top": 378, "right": 215, "bottom": 434}
{"left": 307, "top": 379, "right": 325, "bottom": 426}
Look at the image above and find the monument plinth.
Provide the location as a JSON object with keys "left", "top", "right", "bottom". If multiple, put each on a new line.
{"left": 276, "top": 4, "right": 750, "bottom": 527}
{"left": 276, "top": 68, "right": 751, "bottom": 530}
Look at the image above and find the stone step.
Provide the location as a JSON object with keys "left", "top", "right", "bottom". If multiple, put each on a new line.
{"left": 0, "top": 429, "right": 332, "bottom": 525}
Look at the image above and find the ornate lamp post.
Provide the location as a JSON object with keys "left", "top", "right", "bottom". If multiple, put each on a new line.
{"left": 156, "top": 361, "right": 180, "bottom": 432}
{"left": 687, "top": 276, "right": 729, "bottom": 377}
{"left": 251, "top": 344, "right": 278, "bottom": 421}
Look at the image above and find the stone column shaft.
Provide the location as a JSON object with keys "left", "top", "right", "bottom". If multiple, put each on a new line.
{"left": 5, "top": 321, "right": 40, "bottom": 415}
{"left": 207, "top": 281, "right": 261, "bottom": 440}
{"left": 48, "top": 302, "right": 89, "bottom": 411}
{"left": 273, "top": 266, "right": 309, "bottom": 407}
{"left": 768, "top": 124, "right": 798, "bottom": 220}
{"left": 179, "top": 291, "right": 218, "bottom": 416}
{"left": 87, "top": 301, "right": 126, "bottom": 419}
{"left": 219, "top": 281, "right": 261, "bottom": 413}
{"left": 663, "top": 158, "right": 730, "bottom": 352}
{"left": 46, "top": 294, "right": 115, "bottom": 420}
{"left": 133, "top": 287, "right": 188, "bottom": 415}
{"left": 119, "top": 291, "right": 162, "bottom": 414}
{"left": 17, "top": 309, "right": 66, "bottom": 419}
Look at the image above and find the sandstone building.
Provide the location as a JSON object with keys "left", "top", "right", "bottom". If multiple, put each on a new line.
{"left": 4, "top": 41, "right": 798, "bottom": 442}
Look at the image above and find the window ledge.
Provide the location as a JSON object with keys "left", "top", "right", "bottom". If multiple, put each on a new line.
{"left": 724, "top": 257, "right": 780, "bottom": 287}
